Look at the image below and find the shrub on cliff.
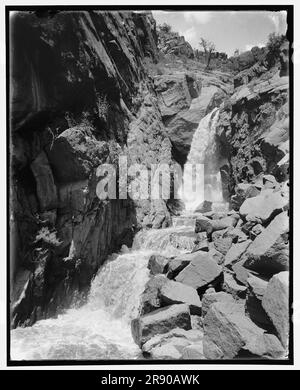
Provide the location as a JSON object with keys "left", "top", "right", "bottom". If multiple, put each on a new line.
{"left": 266, "top": 33, "right": 286, "bottom": 67}
{"left": 158, "top": 23, "right": 172, "bottom": 34}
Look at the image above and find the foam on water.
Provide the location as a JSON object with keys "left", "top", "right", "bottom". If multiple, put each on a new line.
{"left": 11, "top": 250, "right": 152, "bottom": 360}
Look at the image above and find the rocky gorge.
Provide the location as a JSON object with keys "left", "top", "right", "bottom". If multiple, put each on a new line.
{"left": 10, "top": 10, "right": 290, "bottom": 361}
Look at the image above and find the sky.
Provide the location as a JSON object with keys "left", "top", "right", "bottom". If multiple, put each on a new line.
{"left": 152, "top": 10, "right": 287, "bottom": 56}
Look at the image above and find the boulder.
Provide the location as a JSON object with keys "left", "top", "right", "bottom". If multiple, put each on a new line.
{"left": 231, "top": 183, "right": 260, "bottom": 210}
{"left": 191, "top": 240, "right": 209, "bottom": 253}
{"left": 245, "top": 333, "right": 285, "bottom": 359}
{"left": 232, "top": 262, "right": 250, "bottom": 285}
{"left": 148, "top": 254, "right": 169, "bottom": 275}
{"left": 182, "top": 344, "right": 205, "bottom": 359}
{"left": 246, "top": 275, "right": 272, "bottom": 331}
{"left": 195, "top": 216, "right": 213, "bottom": 233}
{"left": 140, "top": 275, "right": 168, "bottom": 315}
{"left": 247, "top": 274, "right": 268, "bottom": 300}
{"left": 225, "top": 227, "right": 248, "bottom": 243}
{"left": 195, "top": 200, "right": 212, "bottom": 213}
{"left": 211, "top": 230, "right": 233, "bottom": 255}
{"left": 203, "top": 301, "right": 284, "bottom": 359}
{"left": 262, "top": 271, "right": 289, "bottom": 347}
{"left": 202, "top": 291, "right": 235, "bottom": 317}
{"left": 175, "top": 254, "right": 223, "bottom": 292}
{"left": 224, "top": 240, "right": 251, "bottom": 268}
{"left": 131, "top": 304, "right": 192, "bottom": 347}
{"left": 142, "top": 328, "right": 203, "bottom": 359}
{"left": 167, "top": 251, "right": 207, "bottom": 279}
{"left": 243, "top": 212, "right": 289, "bottom": 274}
{"left": 211, "top": 216, "right": 240, "bottom": 234}
{"left": 239, "top": 190, "right": 288, "bottom": 224}
{"left": 195, "top": 214, "right": 239, "bottom": 235}
{"left": 263, "top": 174, "right": 278, "bottom": 189}
{"left": 223, "top": 272, "right": 247, "bottom": 299}
{"left": 241, "top": 221, "right": 257, "bottom": 235}
{"left": 160, "top": 280, "right": 202, "bottom": 315}
{"left": 208, "top": 246, "right": 224, "bottom": 265}
{"left": 249, "top": 224, "right": 264, "bottom": 240}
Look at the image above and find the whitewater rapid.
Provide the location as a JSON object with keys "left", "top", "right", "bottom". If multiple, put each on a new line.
{"left": 10, "top": 227, "right": 192, "bottom": 361}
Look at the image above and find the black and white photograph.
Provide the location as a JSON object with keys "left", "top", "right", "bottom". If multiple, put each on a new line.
{"left": 3, "top": 2, "right": 296, "bottom": 371}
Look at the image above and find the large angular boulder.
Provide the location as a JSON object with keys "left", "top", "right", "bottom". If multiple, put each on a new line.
{"left": 167, "top": 251, "right": 206, "bottom": 279}
{"left": 239, "top": 189, "right": 288, "bottom": 223}
{"left": 196, "top": 215, "right": 239, "bottom": 235}
{"left": 232, "top": 262, "right": 250, "bottom": 285}
{"left": 246, "top": 274, "right": 272, "bottom": 330}
{"left": 223, "top": 272, "right": 247, "bottom": 299}
{"left": 211, "top": 230, "right": 233, "bottom": 255}
{"left": 181, "top": 344, "right": 205, "bottom": 359}
{"left": 175, "top": 254, "right": 223, "bottom": 292}
{"left": 224, "top": 240, "right": 251, "bottom": 268}
{"left": 203, "top": 302, "right": 285, "bottom": 359}
{"left": 131, "top": 304, "right": 191, "bottom": 347}
{"left": 202, "top": 291, "right": 235, "bottom": 317}
{"left": 140, "top": 275, "right": 168, "bottom": 315}
{"left": 243, "top": 212, "right": 289, "bottom": 274}
{"left": 247, "top": 274, "right": 268, "bottom": 300}
{"left": 160, "top": 280, "right": 202, "bottom": 315}
{"left": 231, "top": 183, "right": 260, "bottom": 211}
{"left": 195, "top": 216, "right": 213, "bottom": 233}
{"left": 142, "top": 328, "right": 203, "bottom": 359}
{"left": 262, "top": 271, "right": 289, "bottom": 347}
{"left": 148, "top": 254, "right": 169, "bottom": 275}
{"left": 195, "top": 200, "right": 212, "bottom": 213}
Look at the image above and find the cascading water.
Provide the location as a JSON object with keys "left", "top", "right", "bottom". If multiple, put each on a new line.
{"left": 179, "top": 108, "right": 226, "bottom": 212}
{"left": 11, "top": 227, "right": 192, "bottom": 360}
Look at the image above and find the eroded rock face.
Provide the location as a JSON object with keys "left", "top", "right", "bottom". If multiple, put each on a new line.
{"left": 10, "top": 10, "right": 171, "bottom": 326}
{"left": 153, "top": 70, "right": 229, "bottom": 163}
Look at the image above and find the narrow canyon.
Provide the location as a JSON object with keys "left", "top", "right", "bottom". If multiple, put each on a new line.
{"left": 10, "top": 10, "right": 290, "bottom": 361}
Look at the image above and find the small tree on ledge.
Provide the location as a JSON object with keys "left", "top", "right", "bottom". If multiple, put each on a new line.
{"left": 199, "top": 37, "right": 216, "bottom": 70}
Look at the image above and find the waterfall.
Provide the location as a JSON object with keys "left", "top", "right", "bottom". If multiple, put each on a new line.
{"left": 10, "top": 225, "right": 193, "bottom": 361}
{"left": 179, "top": 108, "right": 225, "bottom": 212}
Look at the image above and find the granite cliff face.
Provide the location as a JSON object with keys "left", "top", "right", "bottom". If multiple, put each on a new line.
{"left": 216, "top": 40, "right": 289, "bottom": 201}
{"left": 10, "top": 10, "right": 172, "bottom": 327}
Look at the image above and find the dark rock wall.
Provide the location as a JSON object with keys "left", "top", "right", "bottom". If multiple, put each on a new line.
{"left": 10, "top": 10, "right": 171, "bottom": 327}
